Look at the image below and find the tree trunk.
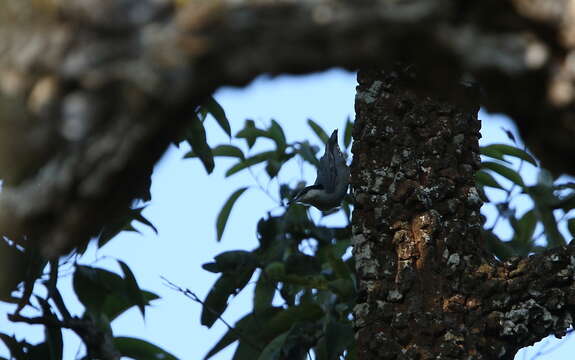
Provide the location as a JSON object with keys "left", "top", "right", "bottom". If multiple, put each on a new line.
{"left": 351, "top": 65, "right": 575, "bottom": 359}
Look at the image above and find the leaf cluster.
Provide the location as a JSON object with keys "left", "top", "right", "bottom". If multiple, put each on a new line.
{"left": 186, "top": 118, "right": 354, "bottom": 360}
{"left": 476, "top": 137, "right": 575, "bottom": 259}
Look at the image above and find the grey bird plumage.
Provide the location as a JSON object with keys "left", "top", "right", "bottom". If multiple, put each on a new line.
{"left": 289, "top": 129, "right": 350, "bottom": 211}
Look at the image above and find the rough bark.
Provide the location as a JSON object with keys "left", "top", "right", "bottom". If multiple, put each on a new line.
{"left": 1, "top": 0, "right": 575, "bottom": 255}
{"left": 351, "top": 65, "right": 575, "bottom": 359}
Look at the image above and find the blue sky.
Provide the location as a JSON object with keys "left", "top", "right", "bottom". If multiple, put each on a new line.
{"left": 0, "top": 69, "right": 573, "bottom": 359}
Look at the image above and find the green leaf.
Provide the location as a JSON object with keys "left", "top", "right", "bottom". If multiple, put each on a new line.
{"left": 264, "top": 262, "right": 286, "bottom": 279}
{"left": 327, "top": 279, "right": 354, "bottom": 298}
{"left": 203, "top": 251, "right": 258, "bottom": 273}
{"left": 98, "top": 223, "right": 138, "bottom": 248}
{"left": 344, "top": 343, "right": 357, "bottom": 360}
{"left": 256, "top": 216, "right": 282, "bottom": 249}
{"left": 204, "top": 310, "right": 280, "bottom": 360}
{"left": 132, "top": 207, "right": 158, "bottom": 234}
{"left": 185, "top": 144, "right": 244, "bottom": 160}
{"left": 73, "top": 265, "right": 158, "bottom": 320}
{"left": 481, "top": 162, "right": 525, "bottom": 187}
{"left": 481, "top": 144, "right": 537, "bottom": 166}
{"left": 325, "top": 320, "right": 354, "bottom": 360}
{"left": 104, "top": 290, "right": 159, "bottom": 321}
{"left": 528, "top": 184, "right": 560, "bottom": 208}
{"left": 536, "top": 206, "right": 565, "bottom": 247}
{"left": 216, "top": 187, "right": 248, "bottom": 241}
{"left": 236, "top": 120, "right": 268, "bottom": 149}
{"left": 326, "top": 247, "right": 352, "bottom": 280}
{"left": 483, "top": 230, "right": 515, "bottom": 260}
{"left": 281, "top": 274, "right": 328, "bottom": 290}
{"left": 257, "top": 332, "right": 289, "bottom": 360}
{"left": 268, "top": 120, "right": 287, "bottom": 150}
{"left": 307, "top": 119, "right": 329, "bottom": 144}
{"left": 279, "top": 184, "right": 292, "bottom": 202}
{"left": 201, "top": 262, "right": 257, "bottom": 327}
{"left": 118, "top": 260, "right": 146, "bottom": 319}
{"left": 73, "top": 266, "right": 109, "bottom": 313}
{"left": 527, "top": 185, "right": 566, "bottom": 247}
{"left": 475, "top": 170, "right": 505, "bottom": 190}
{"left": 343, "top": 117, "right": 353, "bottom": 149}
{"left": 510, "top": 210, "right": 537, "bottom": 249}
{"left": 98, "top": 207, "right": 157, "bottom": 248}
{"left": 480, "top": 147, "right": 510, "bottom": 163}
{"left": 557, "top": 193, "right": 575, "bottom": 212}
{"left": 297, "top": 141, "right": 320, "bottom": 167}
{"left": 225, "top": 152, "right": 276, "bottom": 177}
{"left": 333, "top": 238, "right": 351, "bottom": 258}
{"left": 254, "top": 272, "right": 276, "bottom": 314}
{"left": 201, "top": 276, "right": 242, "bottom": 328}
{"left": 232, "top": 342, "right": 260, "bottom": 360}
{"left": 236, "top": 119, "right": 286, "bottom": 152}
{"left": 114, "top": 337, "right": 178, "bottom": 360}
{"left": 538, "top": 169, "right": 555, "bottom": 187}
{"left": 265, "top": 303, "right": 324, "bottom": 336}
{"left": 265, "top": 159, "right": 282, "bottom": 178}
{"left": 204, "top": 96, "right": 231, "bottom": 137}
{"left": 285, "top": 253, "right": 321, "bottom": 276}
{"left": 568, "top": 218, "right": 575, "bottom": 238}
{"left": 188, "top": 113, "right": 215, "bottom": 174}
{"left": 204, "top": 328, "right": 239, "bottom": 360}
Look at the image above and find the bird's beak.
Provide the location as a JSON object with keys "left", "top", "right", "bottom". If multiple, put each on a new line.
{"left": 287, "top": 195, "right": 302, "bottom": 206}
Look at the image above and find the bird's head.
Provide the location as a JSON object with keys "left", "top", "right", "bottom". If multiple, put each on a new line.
{"left": 288, "top": 184, "right": 325, "bottom": 206}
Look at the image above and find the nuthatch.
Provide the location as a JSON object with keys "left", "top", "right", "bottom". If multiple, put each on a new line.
{"left": 289, "top": 129, "right": 350, "bottom": 211}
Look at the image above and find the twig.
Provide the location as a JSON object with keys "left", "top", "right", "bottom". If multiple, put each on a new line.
{"left": 8, "top": 313, "right": 66, "bottom": 328}
{"left": 248, "top": 165, "right": 281, "bottom": 205}
{"left": 161, "top": 276, "right": 264, "bottom": 352}
{"left": 45, "top": 260, "right": 72, "bottom": 321}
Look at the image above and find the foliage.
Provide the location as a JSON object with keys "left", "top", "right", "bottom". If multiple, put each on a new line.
{"left": 195, "top": 120, "right": 575, "bottom": 360}
{"left": 476, "top": 134, "right": 575, "bottom": 259}
{"left": 184, "top": 116, "right": 575, "bottom": 359}
{"left": 194, "top": 117, "right": 355, "bottom": 360}
{"left": 1, "top": 95, "right": 575, "bottom": 360}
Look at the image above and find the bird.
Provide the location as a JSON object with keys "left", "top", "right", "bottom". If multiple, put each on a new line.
{"left": 289, "top": 129, "right": 350, "bottom": 211}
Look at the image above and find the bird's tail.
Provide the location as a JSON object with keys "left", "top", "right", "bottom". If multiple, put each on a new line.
{"left": 328, "top": 129, "right": 338, "bottom": 152}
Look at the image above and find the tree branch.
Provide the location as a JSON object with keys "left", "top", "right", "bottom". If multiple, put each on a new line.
{"left": 1, "top": 0, "right": 575, "bottom": 258}
{"left": 8, "top": 312, "right": 121, "bottom": 360}
{"left": 161, "top": 276, "right": 264, "bottom": 352}
{"left": 479, "top": 241, "right": 575, "bottom": 356}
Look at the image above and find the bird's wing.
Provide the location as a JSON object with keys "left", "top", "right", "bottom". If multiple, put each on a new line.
{"left": 314, "top": 130, "right": 339, "bottom": 193}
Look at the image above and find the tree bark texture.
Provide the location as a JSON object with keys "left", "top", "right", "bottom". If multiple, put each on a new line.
{"left": 1, "top": 0, "right": 575, "bottom": 256}
{"left": 351, "top": 65, "right": 575, "bottom": 359}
